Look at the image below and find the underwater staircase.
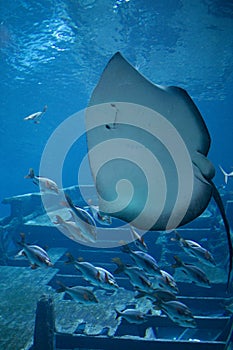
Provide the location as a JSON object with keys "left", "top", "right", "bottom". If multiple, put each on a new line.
{"left": 0, "top": 186, "right": 233, "bottom": 350}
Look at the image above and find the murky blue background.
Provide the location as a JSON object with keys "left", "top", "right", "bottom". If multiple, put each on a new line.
{"left": 1, "top": 0, "right": 233, "bottom": 217}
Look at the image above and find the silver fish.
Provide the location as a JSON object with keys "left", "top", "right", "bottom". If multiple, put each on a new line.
{"left": 17, "top": 233, "right": 53, "bottom": 269}
{"left": 158, "top": 300, "right": 196, "bottom": 328}
{"left": 113, "top": 257, "right": 152, "bottom": 292}
{"left": 54, "top": 215, "right": 92, "bottom": 243}
{"left": 23, "top": 105, "right": 47, "bottom": 124}
{"left": 135, "top": 288, "right": 177, "bottom": 303}
{"left": 56, "top": 281, "right": 98, "bottom": 304}
{"left": 172, "top": 231, "right": 216, "bottom": 266}
{"left": 66, "top": 253, "right": 117, "bottom": 290}
{"left": 115, "top": 308, "right": 149, "bottom": 324}
{"left": 25, "top": 168, "right": 59, "bottom": 194}
{"left": 122, "top": 244, "right": 161, "bottom": 277}
{"left": 172, "top": 256, "right": 211, "bottom": 288}
{"left": 64, "top": 194, "right": 97, "bottom": 243}
{"left": 150, "top": 274, "right": 179, "bottom": 294}
{"left": 87, "top": 204, "right": 112, "bottom": 226}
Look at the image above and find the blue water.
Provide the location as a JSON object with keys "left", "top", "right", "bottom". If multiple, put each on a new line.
{"left": 1, "top": 1, "right": 233, "bottom": 348}
{"left": 1, "top": 0, "right": 233, "bottom": 218}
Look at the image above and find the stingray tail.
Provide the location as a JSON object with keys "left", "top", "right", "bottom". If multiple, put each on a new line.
{"left": 210, "top": 180, "right": 232, "bottom": 290}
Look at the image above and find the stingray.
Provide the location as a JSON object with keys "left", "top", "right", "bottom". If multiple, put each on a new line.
{"left": 85, "top": 52, "right": 232, "bottom": 287}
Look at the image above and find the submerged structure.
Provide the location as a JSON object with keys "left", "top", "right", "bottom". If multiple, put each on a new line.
{"left": 0, "top": 184, "right": 233, "bottom": 349}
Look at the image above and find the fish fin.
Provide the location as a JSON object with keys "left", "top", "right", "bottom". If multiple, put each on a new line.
{"left": 68, "top": 210, "right": 76, "bottom": 221}
{"left": 56, "top": 280, "right": 66, "bottom": 293}
{"left": 83, "top": 293, "right": 89, "bottom": 301}
{"left": 54, "top": 215, "right": 64, "bottom": 225}
{"left": 24, "top": 168, "right": 35, "bottom": 179}
{"left": 65, "top": 252, "right": 75, "bottom": 264}
{"left": 31, "top": 264, "right": 38, "bottom": 269}
{"left": 174, "top": 231, "right": 182, "bottom": 240}
{"left": 135, "top": 291, "right": 146, "bottom": 299}
{"left": 210, "top": 179, "right": 232, "bottom": 290}
{"left": 96, "top": 271, "right": 101, "bottom": 281}
{"left": 19, "top": 232, "right": 26, "bottom": 245}
{"left": 77, "top": 257, "right": 84, "bottom": 262}
{"left": 115, "top": 309, "right": 121, "bottom": 320}
{"left": 112, "top": 257, "right": 125, "bottom": 274}
{"left": 139, "top": 276, "right": 151, "bottom": 287}
{"left": 42, "top": 105, "right": 48, "bottom": 113}
{"left": 121, "top": 243, "right": 131, "bottom": 253}
{"left": 172, "top": 256, "right": 183, "bottom": 268}
{"left": 64, "top": 193, "right": 74, "bottom": 208}
{"left": 104, "top": 272, "right": 110, "bottom": 283}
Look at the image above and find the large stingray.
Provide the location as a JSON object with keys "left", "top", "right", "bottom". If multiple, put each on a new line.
{"left": 85, "top": 52, "right": 232, "bottom": 287}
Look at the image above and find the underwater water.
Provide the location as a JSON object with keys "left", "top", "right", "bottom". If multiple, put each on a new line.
{"left": 1, "top": 1, "right": 233, "bottom": 350}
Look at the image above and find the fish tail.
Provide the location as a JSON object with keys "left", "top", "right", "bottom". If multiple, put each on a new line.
{"left": 54, "top": 215, "right": 64, "bottom": 225}
{"left": 56, "top": 280, "right": 66, "bottom": 293}
{"left": 134, "top": 291, "right": 146, "bottom": 299}
{"left": 42, "top": 105, "right": 48, "bottom": 113}
{"left": 172, "top": 256, "right": 183, "bottom": 268}
{"left": 64, "top": 193, "right": 74, "bottom": 208}
{"left": 17, "top": 232, "right": 26, "bottom": 246}
{"left": 115, "top": 309, "right": 121, "bottom": 320}
{"left": 121, "top": 242, "right": 131, "bottom": 253}
{"left": 174, "top": 230, "right": 182, "bottom": 241}
{"left": 112, "top": 257, "right": 125, "bottom": 274}
{"left": 24, "top": 168, "right": 35, "bottom": 179}
{"left": 219, "top": 165, "right": 229, "bottom": 184}
{"left": 65, "top": 252, "right": 75, "bottom": 264}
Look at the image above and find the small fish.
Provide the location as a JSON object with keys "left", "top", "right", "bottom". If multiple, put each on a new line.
{"left": 54, "top": 214, "right": 92, "bottom": 243}
{"left": 172, "top": 231, "right": 216, "bottom": 267}
{"left": 64, "top": 194, "right": 97, "bottom": 243}
{"left": 87, "top": 204, "right": 112, "bottom": 226}
{"left": 56, "top": 281, "right": 98, "bottom": 304}
{"left": 122, "top": 244, "right": 161, "bottom": 277}
{"left": 115, "top": 308, "right": 149, "bottom": 324}
{"left": 23, "top": 105, "right": 47, "bottom": 124}
{"left": 65, "top": 253, "right": 117, "bottom": 290}
{"left": 25, "top": 168, "right": 59, "bottom": 194}
{"left": 65, "top": 253, "right": 100, "bottom": 284}
{"left": 130, "top": 226, "right": 148, "bottom": 252}
{"left": 156, "top": 300, "right": 196, "bottom": 328}
{"left": 135, "top": 288, "right": 177, "bottom": 303}
{"left": 150, "top": 273, "right": 179, "bottom": 294}
{"left": 172, "top": 256, "right": 211, "bottom": 288}
{"left": 113, "top": 257, "right": 152, "bottom": 292}
{"left": 219, "top": 165, "right": 233, "bottom": 185}
{"left": 17, "top": 233, "right": 53, "bottom": 269}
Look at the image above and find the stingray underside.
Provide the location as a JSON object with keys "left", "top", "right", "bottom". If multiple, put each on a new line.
{"left": 85, "top": 52, "right": 216, "bottom": 232}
